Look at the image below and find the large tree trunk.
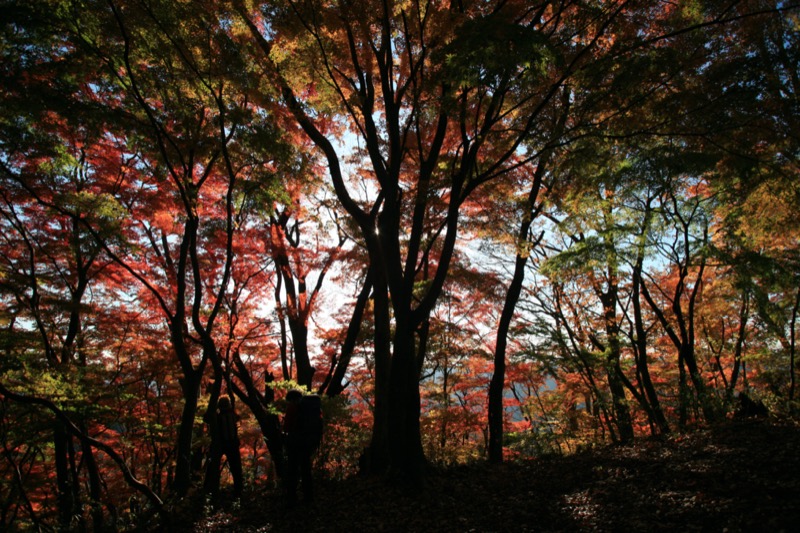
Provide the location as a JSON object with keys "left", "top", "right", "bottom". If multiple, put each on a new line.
{"left": 386, "top": 322, "right": 426, "bottom": 484}
{"left": 289, "top": 318, "right": 314, "bottom": 388}
{"left": 367, "top": 267, "right": 392, "bottom": 475}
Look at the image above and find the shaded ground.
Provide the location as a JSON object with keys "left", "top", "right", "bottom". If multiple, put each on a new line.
{"left": 178, "top": 418, "right": 800, "bottom": 532}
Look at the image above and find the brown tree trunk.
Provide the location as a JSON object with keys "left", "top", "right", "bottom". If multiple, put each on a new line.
{"left": 231, "top": 353, "right": 286, "bottom": 478}
{"left": 790, "top": 287, "right": 800, "bottom": 402}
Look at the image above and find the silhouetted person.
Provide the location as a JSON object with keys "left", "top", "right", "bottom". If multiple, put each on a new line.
{"left": 205, "top": 395, "right": 244, "bottom": 497}
{"left": 262, "top": 373, "right": 286, "bottom": 480}
{"left": 735, "top": 392, "right": 769, "bottom": 418}
{"left": 283, "top": 389, "right": 322, "bottom": 505}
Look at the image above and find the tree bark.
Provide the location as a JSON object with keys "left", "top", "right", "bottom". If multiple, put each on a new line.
{"left": 386, "top": 321, "right": 426, "bottom": 484}
{"left": 172, "top": 369, "right": 202, "bottom": 497}
{"left": 487, "top": 139, "right": 555, "bottom": 462}
{"left": 54, "top": 422, "right": 75, "bottom": 530}
{"left": 632, "top": 257, "right": 670, "bottom": 434}
{"left": 322, "top": 272, "right": 373, "bottom": 396}
{"left": 488, "top": 252, "right": 526, "bottom": 463}
{"left": 231, "top": 355, "right": 285, "bottom": 478}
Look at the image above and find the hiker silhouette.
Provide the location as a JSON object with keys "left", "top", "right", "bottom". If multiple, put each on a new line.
{"left": 205, "top": 395, "right": 244, "bottom": 497}
{"left": 283, "top": 389, "right": 322, "bottom": 504}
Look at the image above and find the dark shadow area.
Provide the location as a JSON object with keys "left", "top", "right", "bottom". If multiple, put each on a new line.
{"left": 168, "top": 419, "right": 799, "bottom": 532}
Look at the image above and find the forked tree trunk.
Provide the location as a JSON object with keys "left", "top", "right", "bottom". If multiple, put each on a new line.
{"left": 632, "top": 260, "right": 670, "bottom": 434}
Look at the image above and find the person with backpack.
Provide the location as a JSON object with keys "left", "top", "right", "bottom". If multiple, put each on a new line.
{"left": 205, "top": 395, "right": 244, "bottom": 497}
{"left": 283, "top": 389, "right": 322, "bottom": 505}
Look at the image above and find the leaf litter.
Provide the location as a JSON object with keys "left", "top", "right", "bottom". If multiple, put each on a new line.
{"left": 175, "top": 418, "right": 799, "bottom": 532}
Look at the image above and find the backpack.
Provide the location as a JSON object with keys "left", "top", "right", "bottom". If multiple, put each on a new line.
{"left": 218, "top": 408, "right": 239, "bottom": 445}
{"left": 299, "top": 394, "right": 323, "bottom": 451}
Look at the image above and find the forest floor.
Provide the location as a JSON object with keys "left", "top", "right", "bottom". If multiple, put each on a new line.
{"left": 177, "top": 417, "right": 800, "bottom": 532}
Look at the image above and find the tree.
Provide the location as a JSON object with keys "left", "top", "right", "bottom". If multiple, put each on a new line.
{"left": 2, "top": 0, "right": 799, "bottom": 527}
{"left": 0, "top": 152, "right": 118, "bottom": 527}
{"left": 487, "top": 107, "right": 567, "bottom": 462}
{"left": 706, "top": 3, "right": 800, "bottom": 408}
{"left": 420, "top": 265, "right": 498, "bottom": 464}
{"left": 234, "top": 0, "right": 653, "bottom": 481}
{"left": 267, "top": 191, "right": 347, "bottom": 388}
{"left": 1, "top": 0, "right": 296, "bottom": 504}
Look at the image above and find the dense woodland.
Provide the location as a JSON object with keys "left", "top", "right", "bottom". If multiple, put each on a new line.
{"left": 1, "top": 0, "right": 799, "bottom": 530}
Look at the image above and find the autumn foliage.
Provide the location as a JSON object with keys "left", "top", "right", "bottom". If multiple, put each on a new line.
{"left": 1, "top": 0, "right": 798, "bottom": 530}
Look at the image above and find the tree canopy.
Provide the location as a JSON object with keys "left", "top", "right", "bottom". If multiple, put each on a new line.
{"left": 1, "top": 0, "right": 798, "bottom": 529}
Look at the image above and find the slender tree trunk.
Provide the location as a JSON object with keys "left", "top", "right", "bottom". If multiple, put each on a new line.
{"left": 322, "top": 272, "right": 373, "bottom": 397}
{"left": 487, "top": 131, "right": 556, "bottom": 462}
{"left": 203, "top": 372, "right": 224, "bottom": 495}
{"left": 683, "top": 344, "right": 717, "bottom": 422}
{"left": 274, "top": 276, "right": 290, "bottom": 380}
{"left": 640, "top": 266, "right": 717, "bottom": 425}
{"left": 3, "top": 444, "right": 43, "bottom": 529}
{"left": 606, "top": 351, "right": 634, "bottom": 442}
{"left": 1, "top": 383, "right": 166, "bottom": 519}
{"left": 440, "top": 366, "right": 450, "bottom": 452}
{"left": 632, "top": 262, "right": 669, "bottom": 434}
{"left": 82, "top": 431, "right": 104, "bottom": 531}
{"left": 727, "top": 290, "right": 750, "bottom": 403}
{"left": 599, "top": 199, "right": 635, "bottom": 443}
{"left": 54, "top": 422, "right": 75, "bottom": 530}
{"left": 790, "top": 286, "right": 800, "bottom": 402}
{"left": 599, "top": 289, "right": 633, "bottom": 442}
{"left": 231, "top": 355, "right": 285, "bottom": 478}
{"left": 678, "top": 355, "right": 689, "bottom": 430}
{"left": 488, "top": 252, "right": 526, "bottom": 463}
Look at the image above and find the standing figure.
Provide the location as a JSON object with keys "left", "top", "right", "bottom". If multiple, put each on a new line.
{"left": 262, "top": 373, "right": 286, "bottom": 480}
{"left": 205, "top": 395, "right": 244, "bottom": 497}
{"left": 283, "top": 390, "right": 322, "bottom": 504}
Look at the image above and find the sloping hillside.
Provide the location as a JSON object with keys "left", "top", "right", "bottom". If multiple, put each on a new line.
{"left": 182, "top": 418, "right": 800, "bottom": 532}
